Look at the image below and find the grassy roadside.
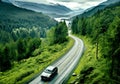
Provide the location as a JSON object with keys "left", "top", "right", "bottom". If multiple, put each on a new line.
{"left": 67, "top": 35, "right": 95, "bottom": 83}
{"left": 0, "top": 37, "right": 74, "bottom": 84}
{"left": 68, "top": 35, "right": 111, "bottom": 84}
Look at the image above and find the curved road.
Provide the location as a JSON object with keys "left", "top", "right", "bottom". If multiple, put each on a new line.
{"left": 29, "top": 35, "right": 84, "bottom": 84}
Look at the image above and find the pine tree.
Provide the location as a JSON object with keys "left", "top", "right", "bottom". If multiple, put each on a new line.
{"left": 54, "top": 21, "right": 68, "bottom": 44}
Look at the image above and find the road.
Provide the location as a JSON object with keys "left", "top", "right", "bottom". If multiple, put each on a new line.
{"left": 29, "top": 35, "right": 84, "bottom": 84}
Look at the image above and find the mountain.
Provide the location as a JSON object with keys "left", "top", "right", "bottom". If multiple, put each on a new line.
{"left": 71, "top": 3, "right": 120, "bottom": 83}
{"left": 77, "top": 0, "right": 120, "bottom": 18}
{"left": 4, "top": 1, "right": 72, "bottom": 18}
{"left": 16, "top": 1, "right": 71, "bottom": 14}
{"left": 1, "top": 0, "right": 11, "bottom": 3}
{"left": 0, "top": 1, "right": 57, "bottom": 42}
{"left": 1, "top": 0, "right": 84, "bottom": 18}
{"left": 0, "top": 1, "right": 57, "bottom": 28}
{"left": 100, "top": 0, "right": 120, "bottom": 5}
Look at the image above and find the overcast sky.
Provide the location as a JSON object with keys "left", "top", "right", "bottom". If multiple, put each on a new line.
{"left": 15, "top": 0, "right": 107, "bottom": 10}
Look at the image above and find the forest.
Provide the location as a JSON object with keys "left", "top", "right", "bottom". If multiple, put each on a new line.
{"left": 0, "top": 0, "right": 68, "bottom": 77}
{"left": 0, "top": 1, "right": 58, "bottom": 71}
{"left": 0, "top": 1, "right": 71, "bottom": 83}
{"left": 0, "top": 20, "right": 69, "bottom": 84}
{"left": 71, "top": 2, "right": 120, "bottom": 84}
{"left": 0, "top": 22, "right": 69, "bottom": 84}
{"left": 0, "top": 1, "right": 57, "bottom": 43}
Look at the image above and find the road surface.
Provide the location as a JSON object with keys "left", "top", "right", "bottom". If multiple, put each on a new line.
{"left": 29, "top": 35, "right": 84, "bottom": 84}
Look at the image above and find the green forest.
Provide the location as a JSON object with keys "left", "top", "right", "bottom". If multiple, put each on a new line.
{"left": 70, "top": 2, "right": 120, "bottom": 84}
{"left": 0, "top": 20, "right": 70, "bottom": 84}
{"left": 1, "top": 0, "right": 120, "bottom": 83}
{"left": 0, "top": 1, "right": 57, "bottom": 43}
{"left": 0, "top": 1, "right": 71, "bottom": 84}
{"left": 0, "top": 1, "right": 57, "bottom": 71}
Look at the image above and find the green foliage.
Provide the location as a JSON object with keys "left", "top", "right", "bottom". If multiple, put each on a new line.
{"left": 68, "top": 36, "right": 111, "bottom": 84}
{"left": 27, "top": 38, "right": 41, "bottom": 57}
{"left": 0, "top": 1, "right": 71, "bottom": 83}
{"left": 71, "top": 17, "right": 87, "bottom": 35}
{"left": 0, "top": 44, "right": 11, "bottom": 71}
{"left": 0, "top": 38, "right": 41, "bottom": 71}
{"left": 70, "top": 3, "right": 120, "bottom": 84}
{"left": 0, "top": 37, "right": 74, "bottom": 84}
{"left": 54, "top": 21, "right": 68, "bottom": 44}
{"left": 46, "top": 21, "right": 68, "bottom": 45}
{"left": 17, "top": 39, "right": 26, "bottom": 60}
{"left": 15, "top": 70, "right": 34, "bottom": 83}
{"left": 0, "top": 2, "right": 56, "bottom": 43}
{"left": 46, "top": 27, "right": 55, "bottom": 45}
{"left": 0, "top": 1, "right": 48, "bottom": 70}
{"left": 71, "top": 16, "right": 79, "bottom": 34}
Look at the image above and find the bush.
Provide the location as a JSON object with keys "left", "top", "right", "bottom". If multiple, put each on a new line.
{"left": 15, "top": 70, "right": 34, "bottom": 82}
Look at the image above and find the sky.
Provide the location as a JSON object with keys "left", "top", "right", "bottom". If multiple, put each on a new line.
{"left": 17, "top": 0, "right": 107, "bottom": 10}
{"left": 8, "top": 0, "right": 107, "bottom": 10}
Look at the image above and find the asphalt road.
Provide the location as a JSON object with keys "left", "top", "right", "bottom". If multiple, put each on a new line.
{"left": 29, "top": 35, "right": 84, "bottom": 84}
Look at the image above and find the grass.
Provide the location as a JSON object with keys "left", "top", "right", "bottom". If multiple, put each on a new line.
{"left": 0, "top": 37, "right": 74, "bottom": 84}
{"left": 67, "top": 35, "right": 111, "bottom": 84}
{"left": 67, "top": 35, "right": 94, "bottom": 84}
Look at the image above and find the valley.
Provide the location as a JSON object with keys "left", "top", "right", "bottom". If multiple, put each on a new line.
{"left": 29, "top": 35, "right": 84, "bottom": 84}
{"left": 0, "top": 0, "right": 120, "bottom": 84}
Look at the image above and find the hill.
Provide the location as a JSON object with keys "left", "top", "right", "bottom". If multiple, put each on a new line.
{"left": 0, "top": 1, "right": 57, "bottom": 29}
{"left": 14, "top": 1, "right": 71, "bottom": 14}
{"left": 2, "top": 0, "right": 72, "bottom": 18}
{"left": 0, "top": 1, "right": 57, "bottom": 43}
{"left": 78, "top": 0, "right": 120, "bottom": 18}
{"left": 70, "top": 2, "right": 120, "bottom": 84}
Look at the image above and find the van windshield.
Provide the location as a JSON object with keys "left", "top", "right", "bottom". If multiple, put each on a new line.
{"left": 44, "top": 69, "right": 52, "bottom": 74}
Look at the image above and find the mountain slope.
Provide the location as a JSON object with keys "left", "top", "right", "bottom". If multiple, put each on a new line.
{"left": 0, "top": 1, "right": 57, "bottom": 43}
{"left": 1, "top": 0, "right": 84, "bottom": 18}
{"left": 100, "top": 0, "right": 120, "bottom": 5}
{"left": 70, "top": 2, "right": 120, "bottom": 84}
{"left": 15, "top": 1, "right": 71, "bottom": 14}
{"left": 2, "top": 1, "right": 72, "bottom": 18}
{"left": 78, "top": 0, "right": 120, "bottom": 18}
{"left": 0, "top": 1, "right": 56, "bottom": 29}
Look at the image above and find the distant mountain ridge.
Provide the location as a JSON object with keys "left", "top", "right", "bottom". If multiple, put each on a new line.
{"left": 100, "top": 0, "right": 120, "bottom": 5}
{"left": 78, "top": 0, "right": 120, "bottom": 18}
{"left": 0, "top": 1, "right": 57, "bottom": 28}
{"left": 2, "top": 0, "right": 72, "bottom": 18}
{"left": 1, "top": 0, "right": 86, "bottom": 18}
{"left": 15, "top": 1, "right": 71, "bottom": 14}
{"left": 0, "top": 1, "right": 57, "bottom": 41}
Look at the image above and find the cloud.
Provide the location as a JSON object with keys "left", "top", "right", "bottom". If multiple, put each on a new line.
{"left": 17, "top": 0, "right": 47, "bottom": 3}
{"left": 5, "top": 0, "right": 107, "bottom": 10}
{"left": 47, "top": 0, "right": 107, "bottom": 10}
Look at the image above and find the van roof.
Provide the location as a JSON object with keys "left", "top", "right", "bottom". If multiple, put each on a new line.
{"left": 46, "top": 66, "right": 55, "bottom": 71}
